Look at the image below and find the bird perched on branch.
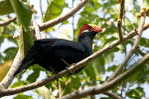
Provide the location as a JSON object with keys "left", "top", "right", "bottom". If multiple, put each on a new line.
{"left": 14, "top": 24, "right": 102, "bottom": 76}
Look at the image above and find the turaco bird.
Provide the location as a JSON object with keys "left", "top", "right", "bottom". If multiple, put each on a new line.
{"left": 14, "top": 24, "right": 102, "bottom": 75}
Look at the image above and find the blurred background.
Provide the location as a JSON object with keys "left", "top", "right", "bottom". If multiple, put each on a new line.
{"left": 0, "top": 0, "right": 149, "bottom": 99}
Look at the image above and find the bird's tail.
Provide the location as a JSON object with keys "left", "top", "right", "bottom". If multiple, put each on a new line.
{"left": 14, "top": 49, "right": 36, "bottom": 76}
{"left": 14, "top": 42, "right": 39, "bottom": 76}
{"left": 14, "top": 59, "right": 34, "bottom": 76}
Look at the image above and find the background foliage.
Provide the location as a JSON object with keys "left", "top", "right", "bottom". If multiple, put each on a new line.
{"left": 0, "top": 0, "right": 149, "bottom": 99}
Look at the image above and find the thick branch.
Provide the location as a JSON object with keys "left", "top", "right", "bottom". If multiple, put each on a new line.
{"left": 60, "top": 53, "right": 149, "bottom": 99}
{"left": 39, "top": 0, "right": 88, "bottom": 31}
{"left": 0, "top": 26, "right": 149, "bottom": 96}
{"left": 0, "top": 17, "right": 16, "bottom": 27}
{"left": 0, "top": 33, "right": 24, "bottom": 89}
{"left": 0, "top": 52, "right": 23, "bottom": 88}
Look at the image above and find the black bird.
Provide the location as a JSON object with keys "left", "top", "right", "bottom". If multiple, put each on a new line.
{"left": 14, "top": 24, "right": 102, "bottom": 75}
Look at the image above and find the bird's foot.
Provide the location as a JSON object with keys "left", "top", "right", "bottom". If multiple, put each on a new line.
{"left": 66, "top": 63, "right": 76, "bottom": 74}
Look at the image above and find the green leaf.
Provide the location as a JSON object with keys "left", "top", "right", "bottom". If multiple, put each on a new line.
{"left": 84, "top": 1, "right": 101, "bottom": 13}
{"left": 63, "top": 76, "right": 81, "bottom": 94}
{"left": 128, "top": 64, "right": 149, "bottom": 83}
{"left": 26, "top": 64, "right": 46, "bottom": 82}
{"left": 43, "top": 0, "right": 65, "bottom": 22}
{"left": 9, "top": 0, "right": 34, "bottom": 54}
{"left": 83, "top": 63, "right": 97, "bottom": 81}
{"left": 0, "top": 0, "right": 13, "bottom": 15}
{"left": 14, "top": 94, "right": 32, "bottom": 99}
{"left": 9, "top": 0, "right": 32, "bottom": 30}
{"left": 107, "top": 65, "right": 117, "bottom": 72}
{"left": 27, "top": 69, "right": 40, "bottom": 83}
{"left": 4, "top": 47, "right": 17, "bottom": 60}
{"left": 0, "top": 0, "right": 27, "bottom": 15}
{"left": 92, "top": 55, "right": 105, "bottom": 74}
{"left": 126, "top": 87, "right": 145, "bottom": 98}
{"left": 11, "top": 80, "right": 27, "bottom": 88}
{"left": 140, "top": 38, "right": 149, "bottom": 47}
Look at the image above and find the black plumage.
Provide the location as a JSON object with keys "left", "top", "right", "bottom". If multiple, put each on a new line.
{"left": 14, "top": 24, "right": 102, "bottom": 75}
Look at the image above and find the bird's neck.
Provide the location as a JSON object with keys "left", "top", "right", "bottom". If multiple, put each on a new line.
{"left": 78, "top": 35, "right": 93, "bottom": 54}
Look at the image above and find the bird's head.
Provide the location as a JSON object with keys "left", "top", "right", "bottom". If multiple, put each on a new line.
{"left": 79, "top": 24, "right": 102, "bottom": 34}
{"left": 79, "top": 24, "right": 102, "bottom": 39}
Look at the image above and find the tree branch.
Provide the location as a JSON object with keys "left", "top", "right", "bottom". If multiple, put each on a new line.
{"left": 0, "top": 29, "right": 24, "bottom": 89}
{"left": 117, "top": 0, "right": 125, "bottom": 41}
{"left": 0, "top": 17, "right": 16, "bottom": 27}
{"left": 60, "top": 53, "right": 149, "bottom": 99}
{"left": 0, "top": 25, "right": 148, "bottom": 96}
{"left": 103, "top": 92, "right": 122, "bottom": 99}
{"left": 33, "top": 20, "right": 42, "bottom": 39}
{"left": 117, "top": 20, "right": 123, "bottom": 40}
{"left": 39, "top": 0, "right": 88, "bottom": 31}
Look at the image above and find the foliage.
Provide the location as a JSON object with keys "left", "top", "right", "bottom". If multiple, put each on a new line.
{"left": 0, "top": 0, "right": 149, "bottom": 98}
{"left": 0, "top": 0, "right": 27, "bottom": 15}
{"left": 43, "top": 0, "right": 66, "bottom": 22}
{"left": 14, "top": 94, "right": 32, "bottom": 99}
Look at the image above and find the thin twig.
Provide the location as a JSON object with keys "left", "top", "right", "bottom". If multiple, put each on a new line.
{"left": 117, "top": 20, "right": 123, "bottom": 40}
{"left": 0, "top": 26, "right": 148, "bottom": 96}
{"left": 0, "top": 17, "right": 16, "bottom": 27}
{"left": 60, "top": 53, "right": 149, "bottom": 99}
{"left": 33, "top": 21, "right": 41, "bottom": 40}
{"left": 103, "top": 92, "right": 122, "bottom": 99}
{"left": 119, "top": 0, "right": 125, "bottom": 20}
{"left": 117, "top": 0, "right": 125, "bottom": 41}
{"left": 107, "top": 11, "right": 146, "bottom": 81}
{"left": 119, "top": 0, "right": 126, "bottom": 93}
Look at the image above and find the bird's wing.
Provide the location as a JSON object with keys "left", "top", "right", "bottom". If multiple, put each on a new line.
{"left": 34, "top": 39, "right": 84, "bottom": 51}
{"left": 34, "top": 39, "right": 57, "bottom": 48}
{"left": 52, "top": 40, "right": 85, "bottom": 53}
{"left": 33, "top": 39, "right": 86, "bottom": 59}
{"left": 51, "top": 40, "right": 86, "bottom": 62}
